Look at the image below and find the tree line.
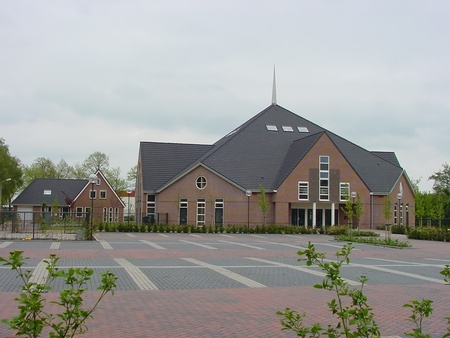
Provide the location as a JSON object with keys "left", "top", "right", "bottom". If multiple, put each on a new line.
{"left": 414, "top": 163, "right": 450, "bottom": 227}
{"left": 0, "top": 138, "right": 136, "bottom": 207}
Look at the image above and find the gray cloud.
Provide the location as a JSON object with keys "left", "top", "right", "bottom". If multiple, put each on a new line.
{"left": 1, "top": 0, "right": 449, "bottom": 192}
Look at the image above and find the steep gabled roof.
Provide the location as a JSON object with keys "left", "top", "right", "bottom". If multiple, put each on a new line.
{"left": 327, "top": 133, "right": 403, "bottom": 193}
{"left": 12, "top": 179, "right": 87, "bottom": 206}
{"left": 371, "top": 151, "right": 401, "bottom": 167}
{"left": 199, "top": 104, "right": 325, "bottom": 190}
{"left": 140, "top": 142, "right": 214, "bottom": 192}
{"left": 140, "top": 104, "right": 405, "bottom": 194}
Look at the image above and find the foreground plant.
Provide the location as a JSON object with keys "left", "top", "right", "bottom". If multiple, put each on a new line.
{"left": 277, "top": 243, "right": 450, "bottom": 338}
{"left": 0, "top": 251, "right": 117, "bottom": 338}
{"left": 277, "top": 242, "right": 380, "bottom": 337}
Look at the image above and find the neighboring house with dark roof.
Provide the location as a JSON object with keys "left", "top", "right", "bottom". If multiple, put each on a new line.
{"left": 12, "top": 170, "right": 125, "bottom": 223}
{"left": 136, "top": 100, "right": 414, "bottom": 229}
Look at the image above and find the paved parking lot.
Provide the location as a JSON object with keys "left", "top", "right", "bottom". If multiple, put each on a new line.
{"left": 0, "top": 232, "right": 449, "bottom": 337}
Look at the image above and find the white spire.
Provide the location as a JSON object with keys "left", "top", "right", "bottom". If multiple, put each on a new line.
{"left": 271, "top": 66, "right": 277, "bottom": 105}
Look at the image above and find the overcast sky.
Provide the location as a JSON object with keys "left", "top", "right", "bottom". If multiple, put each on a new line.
{"left": 1, "top": 1, "right": 449, "bottom": 191}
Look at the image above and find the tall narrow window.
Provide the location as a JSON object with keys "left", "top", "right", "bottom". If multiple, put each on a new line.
{"left": 109, "top": 207, "right": 113, "bottom": 223}
{"left": 197, "top": 199, "right": 206, "bottom": 226}
{"left": 399, "top": 203, "right": 403, "bottom": 226}
{"left": 103, "top": 207, "right": 108, "bottom": 222}
{"left": 214, "top": 198, "right": 224, "bottom": 225}
{"left": 179, "top": 199, "right": 188, "bottom": 225}
{"left": 394, "top": 203, "right": 398, "bottom": 225}
{"left": 298, "top": 182, "right": 309, "bottom": 200}
{"left": 319, "top": 156, "right": 329, "bottom": 200}
{"left": 340, "top": 183, "right": 350, "bottom": 201}
{"left": 114, "top": 208, "right": 119, "bottom": 222}
{"left": 147, "top": 194, "right": 156, "bottom": 223}
{"left": 405, "top": 203, "right": 409, "bottom": 226}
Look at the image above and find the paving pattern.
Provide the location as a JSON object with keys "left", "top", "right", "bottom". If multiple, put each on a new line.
{"left": 0, "top": 232, "right": 448, "bottom": 337}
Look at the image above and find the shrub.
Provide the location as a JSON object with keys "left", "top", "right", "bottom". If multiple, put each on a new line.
{"left": 324, "top": 225, "right": 348, "bottom": 235}
{"left": 408, "top": 227, "right": 450, "bottom": 242}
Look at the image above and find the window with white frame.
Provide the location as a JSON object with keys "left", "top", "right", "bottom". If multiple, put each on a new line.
{"left": 114, "top": 208, "right": 119, "bottom": 222}
{"left": 394, "top": 203, "right": 398, "bottom": 225}
{"left": 399, "top": 203, "right": 403, "bottom": 226}
{"left": 76, "top": 207, "right": 83, "bottom": 218}
{"left": 147, "top": 194, "right": 156, "bottom": 220}
{"left": 298, "top": 182, "right": 309, "bottom": 200}
{"left": 90, "top": 190, "right": 96, "bottom": 199}
{"left": 103, "top": 207, "right": 108, "bottom": 222}
{"left": 109, "top": 207, "right": 113, "bottom": 223}
{"left": 179, "top": 198, "right": 188, "bottom": 224}
{"left": 100, "top": 190, "right": 107, "bottom": 199}
{"left": 196, "top": 176, "right": 207, "bottom": 190}
{"left": 197, "top": 198, "right": 206, "bottom": 226}
{"left": 340, "top": 183, "right": 350, "bottom": 201}
{"left": 319, "top": 156, "right": 329, "bottom": 200}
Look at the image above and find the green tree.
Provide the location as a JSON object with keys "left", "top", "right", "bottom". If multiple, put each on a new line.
{"left": 105, "top": 167, "right": 127, "bottom": 194}
{"left": 414, "top": 191, "right": 426, "bottom": 226}
{"left": 82, "top": 151, "right": 109, "bottom": 174}
{"left": 341, "top": 194, "right": 354, "bottom": 234}
{"left": 354, "top": 193, "right": 364, "bottom": 231}
{"left": 23, "top": 157, "right": 58, "bottom": 186}
{"left": 258, "top": 185, "right": 270, "bottom": 226}
{"left": 0, "top": 138, "right": 23, "bottom": 207}
{"left": 429, "top": 163, "right": 450, "bottom": 194}
{"left": 127, "top": 164, "right": 137, "bottom": 188}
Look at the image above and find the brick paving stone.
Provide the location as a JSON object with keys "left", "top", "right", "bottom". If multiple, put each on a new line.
{"left": 0, "top": 233, "right": 449, "bottom": 337}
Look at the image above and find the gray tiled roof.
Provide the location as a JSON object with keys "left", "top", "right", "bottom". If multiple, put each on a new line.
{"left": 140, "top": 104, "right": 404, "bottom": 194}
{"left": 13, "top": 179, "right": 88, "bottom": 206}
{"left": 140, "top": 142, "right": 214, "bottom": 192}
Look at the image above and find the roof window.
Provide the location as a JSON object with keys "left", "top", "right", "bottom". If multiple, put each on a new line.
{"left": 266, "top": 125, "right": 278, "bottom": 131}
{"left": 44, "top": 190, "right": 51, "bottom": 195}
{"left": 282, "top": 126, "right": 294, "bottom": 132}
{"left": 297, "top": 126, "right": 309, "bottom": 133}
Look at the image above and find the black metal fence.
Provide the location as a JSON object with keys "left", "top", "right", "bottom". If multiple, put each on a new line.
{"left": 0, "top": 211, "right": 86, "bottom": 240}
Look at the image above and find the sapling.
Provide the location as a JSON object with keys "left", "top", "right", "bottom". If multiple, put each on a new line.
{"left": 0, "top": 251, "right": 117, "bottom": 338}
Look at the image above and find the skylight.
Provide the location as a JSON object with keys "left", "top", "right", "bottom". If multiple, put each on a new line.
{"left": 44, "top": 190, "right": 51, "bottom": 195}
{"left": 282, "top": 126, "right": 294, "bottom": 132}
{"left": 297, "top": 126, "right": 309, "bottom": 133}
{"left": 266, "top": 125, "right": 278, "bottom": 131}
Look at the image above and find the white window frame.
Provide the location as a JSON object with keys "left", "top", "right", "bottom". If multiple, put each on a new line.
{"left": 196, "top": 176, "right": 207, "bottom": 190}
{"left": 76, "top": 207, "right": 83, "bottom": 218}
{"left": 197, "top": 198, "right": 206, "bottom": 226}
{"left": 179, "top": 198, "right": 188, "bottom": 224}
{"left": 298, "top": 182, "right": 309, "bottom": 200}
{"left": 319, "top": 156, "right": 330, "bottom": 201}
{"left": 90, "top": 190, "right": 96, "bottom": 199}
{"left": 99, "top": 190, "right": 107, "bottom": 199}
{"left": 340, "top": 183, "right": 350, "bottom": 201}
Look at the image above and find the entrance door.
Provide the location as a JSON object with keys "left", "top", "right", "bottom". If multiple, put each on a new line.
{"left": 291, "top": 209, "right": 305, "bottom": 226}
